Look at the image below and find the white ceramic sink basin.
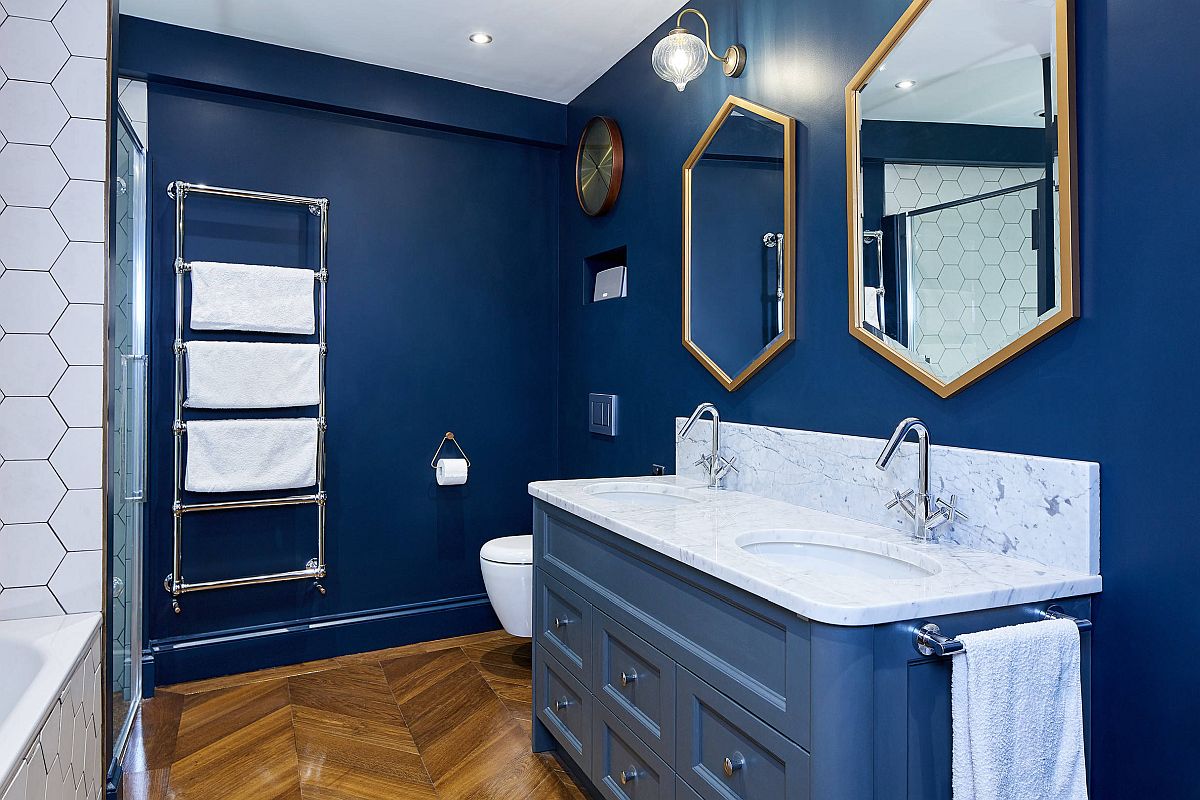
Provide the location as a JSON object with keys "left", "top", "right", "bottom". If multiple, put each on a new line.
{"left": 584, "top": 482, "right": 701, "bottom": 508}
{"left": 735, "top": 530, "right": 940, "bottom": 580}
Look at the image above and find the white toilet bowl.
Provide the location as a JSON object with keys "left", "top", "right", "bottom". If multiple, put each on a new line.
{"left": 480, "top": 534, "right": 533, "bottom": 638}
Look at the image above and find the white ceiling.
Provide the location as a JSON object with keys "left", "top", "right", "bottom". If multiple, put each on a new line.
{"left": 860, "top": 0, "right": 1055, "bottom": 128}
{"left": 121, "top": 0, "right": 686, "bottom": 104}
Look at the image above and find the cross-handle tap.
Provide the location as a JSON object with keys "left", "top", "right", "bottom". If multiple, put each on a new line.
{"left": 681, "top": 403, "right": 727, "bottom": 488}
{"left": 696, "top": 453, "right": 739, "bottom": 483}
{"left": 876, "top": 418, "right": 968, "bottom": 542}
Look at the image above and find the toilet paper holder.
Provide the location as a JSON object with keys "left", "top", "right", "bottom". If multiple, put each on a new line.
{"left": 430, "top": 431, "right": 471, "bottom": 468}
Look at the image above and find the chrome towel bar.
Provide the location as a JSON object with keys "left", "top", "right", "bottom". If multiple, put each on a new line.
{"left": 914, "top": 605, "right": 1092, "bottom": 657}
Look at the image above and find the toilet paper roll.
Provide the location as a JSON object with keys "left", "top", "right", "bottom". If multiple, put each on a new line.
{"left": 436, "top": 458, "right": 469, "bottom": 486}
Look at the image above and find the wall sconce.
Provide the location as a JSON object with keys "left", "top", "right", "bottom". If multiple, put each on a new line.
{"left": 651, "top": 8, "right": 747, "bottom": 92}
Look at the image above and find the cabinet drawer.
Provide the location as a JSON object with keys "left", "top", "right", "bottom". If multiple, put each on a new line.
{"left": 592, "top": 703, "right": 674, "bottom": 800}
{"left": 535, "top": 645, "right": 592, "bottom": 768}
{"left": 677, "top": 668, "right": 809, "bottom": 800}
{"left": 537, "top": 571, "right": 591, "bottom": 685}
{"left": 593, "top": 610, "right": 675, "bottom": 763}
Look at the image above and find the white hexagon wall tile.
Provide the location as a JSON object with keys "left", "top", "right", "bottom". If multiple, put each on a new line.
{"left": 49, "top": 488, "right": 100, "bottom": 550}
{"left": 52, "top": 117, "right": 105, "bottom": 181}
{"left": 0, "top": 459, "right": 66, "bottom": 524}
{"left": 0, "top": 17, "right": 69, "bottom": 82}
{"left": 3, "top": 0, "right": 69, "bottom": 20}
{"left": 0, "top": 396, "right": 66, "bottom": 460}
{"left": 50, "top": 303, "right": 103, "bottom": 364}
{"left": 0, "top": 334, "right": 67, "bottom": 396}
{"left": 0, "top": 586, "right": 63, "bottom": 620}
{"left": 0, "top": 522, "right": 65, "bottom": 586}
{"left": 52, "top": 56, "right": 105, "bottom": 120}
{"left": 52, "top": 179, "right": 104, "bottom": 241}
{"left": 50, "top": 365, "right": 101, "bottom": 426}
{"left": 0, "top": 206, "right": 68, "bottom": 269}
{"left": 53, "top": 0, "right": 106, "bottom": 58}
{"left": 0, "top": 79, "right": 69, "bottom": 144}
{"left": 0, "top": 143, "right": 68, "bottom": 206}
{"left": 0, "top": 270, "right": 67, "bottom": 333}
{"left": 50, "top": 241, "right": 104, "bottom": 302}
{"left": 50, "top": 427, "right": 101, "bottom": 489}
{"left": 49, "top": 549, "right": 100, "bottom": 612}
{"left": 0, "top": 0, "right": 107, "bottom": 623}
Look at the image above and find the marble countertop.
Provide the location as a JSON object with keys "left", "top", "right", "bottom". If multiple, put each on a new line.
{"left": 528, "top": 476, "right": 1102, "bottom": 626}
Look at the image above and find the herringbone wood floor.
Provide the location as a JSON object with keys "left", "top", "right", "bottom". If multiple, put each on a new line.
{"left": 121, "top": 631, "right": 587, "bottom": 800}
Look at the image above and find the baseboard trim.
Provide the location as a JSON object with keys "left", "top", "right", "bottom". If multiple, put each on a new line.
{"left": 146, "top": 593, "right": 498, "bottom": 690}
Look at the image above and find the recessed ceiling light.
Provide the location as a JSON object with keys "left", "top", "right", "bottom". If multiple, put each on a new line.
{"left": 469, "top": 32, "right": 493, "bottom": 45}
{"left": 895, "top": 79, "right": 917, "bottom": 90}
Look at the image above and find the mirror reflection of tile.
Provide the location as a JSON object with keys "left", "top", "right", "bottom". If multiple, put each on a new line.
{"left": 883, "top": 164, "right": 1053, "bottom": 381}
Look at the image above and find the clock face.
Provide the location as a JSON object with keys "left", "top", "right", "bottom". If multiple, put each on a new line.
{"left": 576, "top": 117, "right": 623, "bottom": 216}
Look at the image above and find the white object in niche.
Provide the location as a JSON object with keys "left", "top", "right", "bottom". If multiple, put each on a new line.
{"left": 593, "top": 265, "right": 626, "bottom": 302}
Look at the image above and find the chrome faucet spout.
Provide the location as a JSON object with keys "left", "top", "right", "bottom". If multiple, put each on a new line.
{"left": 875, "top": 417, "right": 965, "bottom": 541}
{"left": 876, "top": 417, "right": 930, "bottom": 499}
{"left": 681, "top": 403, "right": 735, "bottom": 489}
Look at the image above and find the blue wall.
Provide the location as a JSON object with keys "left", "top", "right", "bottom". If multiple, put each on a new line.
{"left": 122, "top": 22, "right": 563, "bottom": 683}
{"left": 558, "top": 1, "right": 1199, "bottom": 796}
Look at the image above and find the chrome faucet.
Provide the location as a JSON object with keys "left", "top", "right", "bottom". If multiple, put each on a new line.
{"left": 680, "top": 403, "right": 737, "bottom": 489}
{"left": 875, "top": 417, "right": 966, "bottom": 542}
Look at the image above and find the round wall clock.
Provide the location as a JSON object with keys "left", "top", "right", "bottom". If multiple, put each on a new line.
{"left": 575, "top": 116, "right": 624, "bottom": 216}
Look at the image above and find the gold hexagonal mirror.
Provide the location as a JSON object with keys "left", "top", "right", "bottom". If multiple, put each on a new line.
{"left": 684, "top": 96, "right": 796, "bottom": 391}
{"left": 846, "top": 0, "right": 1078, "bottom": 398}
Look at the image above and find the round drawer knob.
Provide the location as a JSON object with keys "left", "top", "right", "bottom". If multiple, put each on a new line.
{"left": 723, "top": 752, "right": 746, "bottom": 778}
{"left": 554, "top": 616, "right": 571, "bottom": 629}
{"left": 620, "top": 669, "right": 638, "bottom": 687}
{"left": 554, "top": 697, "right": 573, "bottom": 712}
{"left": 619, "top": 767, "right": 640, "bottom": 785}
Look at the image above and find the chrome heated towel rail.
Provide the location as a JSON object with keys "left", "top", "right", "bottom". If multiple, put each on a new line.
{"left": 163, "top": 181, "right": 329, "bottom": 614}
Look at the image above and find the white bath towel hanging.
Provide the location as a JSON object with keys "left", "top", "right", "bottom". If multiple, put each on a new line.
{"left": 185, "top": 418, "right": 318, "bottom": 493}
{"left": 863, "top": 286, "right": 882, "bottom": 329}
{"left": 952, "top": 618, "right": 1089, "bottom": 800}
{"left": 186, "top": 341, "right": 320, "bottom": 409}
{"left": 190, "top": 261, "right": 316, "bottom": 334}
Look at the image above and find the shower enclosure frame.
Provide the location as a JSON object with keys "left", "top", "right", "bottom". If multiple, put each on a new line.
{"left": 106, "top": 102, "right": 149, "bottom": 793}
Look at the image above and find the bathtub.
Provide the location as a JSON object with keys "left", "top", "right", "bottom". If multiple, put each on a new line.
{"left": 0, "top": 613, "right": 102, "bottom": 800}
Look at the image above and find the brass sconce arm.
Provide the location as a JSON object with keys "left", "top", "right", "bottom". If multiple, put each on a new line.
{"left": 675, "top": 8, "right": 747, "bottom": 77}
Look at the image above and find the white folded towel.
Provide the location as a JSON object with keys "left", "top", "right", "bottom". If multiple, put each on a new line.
{"left": 190, "top": 261, "right": 316, "bottom": 334}
{"left": 952, "top": 618, "right": 1088, "bottom": 800}
{"left": 863, "top": 286, "right": 882, "bottom": 330}
{"left": 186, "top": 341, "right": 320, "bottom": 409}
{"left": 185, "top": 418, "right": 319, "bottom": 493}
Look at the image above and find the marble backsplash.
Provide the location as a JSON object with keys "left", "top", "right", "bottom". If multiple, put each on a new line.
{"left": 676, "top": 419, "right": 1099, "bottom": 574}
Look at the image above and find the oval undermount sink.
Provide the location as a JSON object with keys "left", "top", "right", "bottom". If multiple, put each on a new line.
{"left": 584, "top": 482, "right": 701, "bottom": 509}
{"left": 735, "top": 530, "right": 940, "bottom": 580}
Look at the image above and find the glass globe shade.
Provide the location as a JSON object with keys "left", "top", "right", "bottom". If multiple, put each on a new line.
{"left": 652, "top": 28, "right": 709, "bottom": 91}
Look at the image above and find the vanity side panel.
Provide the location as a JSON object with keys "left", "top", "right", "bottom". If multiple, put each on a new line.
{"left": 807, "top": 623, "right": 874, "bottom": 800}
{"left": 535, "top": 502, "right": 811, "bottom": 749}
{"left": 871, "top": 598, "right": 1093, "bottom": 800}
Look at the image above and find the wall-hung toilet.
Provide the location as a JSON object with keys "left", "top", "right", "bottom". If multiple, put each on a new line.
{"left": 480, "top": 535, "right": 533, "bottom": 638}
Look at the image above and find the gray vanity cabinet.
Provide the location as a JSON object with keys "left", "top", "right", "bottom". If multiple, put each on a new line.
{"left": 531, "top": 501, "right": 1093, "bottom": 800}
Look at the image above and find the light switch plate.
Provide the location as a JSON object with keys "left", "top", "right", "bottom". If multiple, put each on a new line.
{"left": 589, "top": 393, "right": 618, "bottom": 436}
